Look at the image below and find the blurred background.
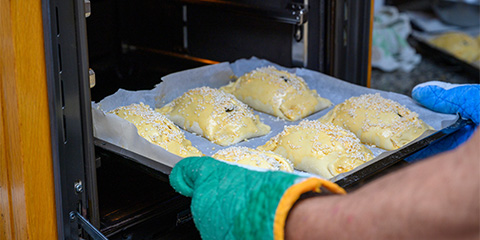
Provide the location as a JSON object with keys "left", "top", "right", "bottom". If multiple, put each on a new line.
{"left": 370, "top": 0, "right": 480, "bottom": 95}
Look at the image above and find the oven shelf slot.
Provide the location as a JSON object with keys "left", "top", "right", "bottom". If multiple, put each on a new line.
{"left": 180, "top": 0, "right": 308, "bottom": 25}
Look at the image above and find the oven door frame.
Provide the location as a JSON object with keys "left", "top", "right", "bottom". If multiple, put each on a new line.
{"left": 42, "top": 0, "right": 99, "bottom": 239}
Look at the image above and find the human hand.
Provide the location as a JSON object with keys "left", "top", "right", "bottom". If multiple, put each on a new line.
{"left": 169, "top": 157, "right": 345, "bottom": 240}
{"left": 407, "top": 81, "right": 479, "bottom": 161}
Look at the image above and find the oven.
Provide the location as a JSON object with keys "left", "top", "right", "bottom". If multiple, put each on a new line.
{"left": 38, "top": 0, "right": 406, "bottom": 239}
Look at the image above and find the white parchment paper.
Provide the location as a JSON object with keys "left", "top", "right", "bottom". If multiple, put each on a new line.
{"left": 92, "top": 57, "right": 458, "bottom": 176}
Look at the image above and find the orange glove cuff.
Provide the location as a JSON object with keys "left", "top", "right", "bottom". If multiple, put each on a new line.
{"left": 273, "top": 177, "right": 346, "bottom": 240}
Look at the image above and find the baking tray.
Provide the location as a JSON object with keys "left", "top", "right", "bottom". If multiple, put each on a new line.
{"left": 94, "top": 117, "right": 473, "bottom": 189}
{"left": 411, "top": 30, "right": 480, "bottom": 78}
{"left": 92, "top": 57, "right": 464, "bottom": 186}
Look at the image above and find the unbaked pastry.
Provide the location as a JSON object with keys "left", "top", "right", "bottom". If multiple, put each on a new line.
{"left": 429, "top": 32, "right": 479, "bottom": 63}
{"left": 156, "top": 86, "right": 270, "bottom": 146}
{"left": 258, "top": 120, "right": 373, "bottom": 178}
{"left": 212, "top": 146, "right": 294, "bottom": 172}
{"left": 319, "top": 93, "right": 434, "bottom": 151}
{"left": 109, "top": 102, "right": 202, "bottom": 157}
{"left": 473, "top": 35, "right": 480, "bottom": 68}
{"left": 220, "top": 66, "right": 332, "bottom": 121}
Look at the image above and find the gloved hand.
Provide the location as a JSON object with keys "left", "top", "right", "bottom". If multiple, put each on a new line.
{"left": 412, "top": 81, "right": 479, "bottom": 124}
{"left": 407, "top": 81, "right": 479, "bottom": 162}
{"left": 169, "top": 157, "right": 345, "bottom": 240}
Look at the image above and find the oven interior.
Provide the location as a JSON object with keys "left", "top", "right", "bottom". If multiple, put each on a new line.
{"left": 94, "top": 145, "right": 200, "bottom": 239}
{"left": 87, "top": 0, "right": 372, "bottom": 102}
{"left": 89, "top": 0, "right": 303, "bottom": 101}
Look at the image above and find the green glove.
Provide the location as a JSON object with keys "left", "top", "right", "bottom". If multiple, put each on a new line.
{"left": 169, "top": 156, "right": 345, "bottom": 240}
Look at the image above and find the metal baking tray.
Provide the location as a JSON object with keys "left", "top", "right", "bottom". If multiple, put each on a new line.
{"left": 411, "top": 30, "right": 480, "bottom": 78}
{"left": 92, "top": 58, "right": 469, "bottom": 189}
{"left": 92, "top": 57, "right": 473, "bottom": 189}
{"left": 94, "top": 117, "right": 474, "bottom": 189}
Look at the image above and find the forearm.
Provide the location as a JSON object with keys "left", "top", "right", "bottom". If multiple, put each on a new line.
{"left": 286, "top": 131, "right": 480, "bottom": 240}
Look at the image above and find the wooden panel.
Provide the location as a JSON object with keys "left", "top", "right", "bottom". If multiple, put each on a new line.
{"left": 0, "top": 0, "right": 58, "bottom": 239}
{"left": 0, "top": 1, "right": 19, "bottom": 239}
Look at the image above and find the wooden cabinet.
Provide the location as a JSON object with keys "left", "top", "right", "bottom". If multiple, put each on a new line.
{"left": 0, "top": 1, "right": 58, "bottom": 239}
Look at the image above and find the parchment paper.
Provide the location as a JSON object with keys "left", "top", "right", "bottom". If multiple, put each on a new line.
{"left": 92, "top": 57, "right": 458, "bottom": 176}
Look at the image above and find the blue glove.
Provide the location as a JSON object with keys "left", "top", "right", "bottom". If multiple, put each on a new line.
{"left": 407, "top": 81, "right": 479, "bottom": 162}
{"left": 412, "top": 81, "right": 479, "bottom": 124}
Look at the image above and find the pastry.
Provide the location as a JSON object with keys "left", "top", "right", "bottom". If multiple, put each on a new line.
{"left": 259, "top": 120, "right": 374, "bottom": 178}
{"left": 473, "top": 35, "right": 480, "bottom": 68}
{"left": 220, "top": 66, "right": 332, "bottom": 121}
{"left": 319, "top": 93, "right": 434, "bottom": 151}
{"left": 212, "top": 146, "right": 294, "bottom": 172}
{"left": 429, "top": 32, "right": 479, "bottom": 63}
{"left": 157, "top": 86, "right": 270, "bottom": 146}
{"left": 109, "top": 102, "right": 202, "bottom": 157}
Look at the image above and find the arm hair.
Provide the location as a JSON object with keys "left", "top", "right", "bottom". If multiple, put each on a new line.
{"left": 286, "top": 130, "right": 480, "bottom": 240}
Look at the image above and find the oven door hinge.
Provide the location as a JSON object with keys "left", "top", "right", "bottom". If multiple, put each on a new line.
{"left": 84, "top": 0, "right": 91, "bottom": 18}
{"left": 291, "top": 2, "right": 308, "bottom": 67}
{"left": 70, "top": 211, "right": 108, "bottom": 240}
{"left": 89, "top": 68, "right": 96, "bottom": 88}
{"left": 287, "top": 2, "right": 308, "bottom": 25}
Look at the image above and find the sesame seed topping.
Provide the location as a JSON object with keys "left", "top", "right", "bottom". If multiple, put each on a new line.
{"left": 159, "top": 86, "right": 270, "bottom": 145}
{"left": 108, "top": 102, "right": 201, "bottom": 157}
{"left": 213, "top": 146, "right": 293, "bottom": 171}
{"left": 339, "top": 93, "right": 423, "bottom": 133}
{"left": 264, "top": 120, "right": 373, "bottom": 175}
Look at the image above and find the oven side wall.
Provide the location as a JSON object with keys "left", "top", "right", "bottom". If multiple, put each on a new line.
{"left": 0, "top": 0, "right": 58, "bottom": 239}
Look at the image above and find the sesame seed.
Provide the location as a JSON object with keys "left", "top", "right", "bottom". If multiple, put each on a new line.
{"left": 158, "top": 86, "right": 270, "bottom": 146}
{"left": 212, "top": 146, "right": 293, "bottom": 172}
{"left": 108, "top": 102, "right": 202, "bottom": 157}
